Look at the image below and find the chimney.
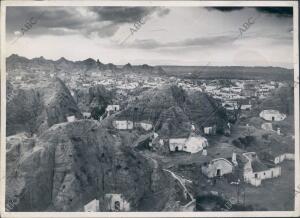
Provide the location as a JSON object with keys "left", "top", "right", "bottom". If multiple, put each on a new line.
{"left": 202, "top": 149, "right": 207, "bottom": 156}
{"left": 232, "top": 152, "right": 238, "bottom": 166}
{"left": 191, "top": 124, "right": 196, "bottom": 132}
{"left": 277, "top": 128, "right": 281, "bottom": 135}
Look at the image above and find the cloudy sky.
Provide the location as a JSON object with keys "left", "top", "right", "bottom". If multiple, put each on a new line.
{"left": 6, "top": 6, "right": 293, "bottom": 68}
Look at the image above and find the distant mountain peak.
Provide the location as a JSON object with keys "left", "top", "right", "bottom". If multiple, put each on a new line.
{"left": 123, "top": 63, "right": 132, "bottom": 69}
{"left": 9, "top": 54, "right": 20, "bottom": 58}
{"left": 57, "top": 57, "right": 69, "bottom": 62}
{"left": 82, "top": 58, "right": 96, "bottom": 66}
{"left": 84, "top": 58, "right": 95, "bottom": 62}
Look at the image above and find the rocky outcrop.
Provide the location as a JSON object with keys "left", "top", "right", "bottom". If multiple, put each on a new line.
{"left": 115, "top": 85, "right": 228, "bottom": 137}
{"left": 5, "top": 120, "right": 170, "bottom": 211}
{"left": 73, "top": 85, "right": 113, "bottom": 113}
{"left": 6, "top": 78, "right": 82, "bottom": 136}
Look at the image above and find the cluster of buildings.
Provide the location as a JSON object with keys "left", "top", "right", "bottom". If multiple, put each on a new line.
{"left": 198, "top": 143, "right": 292, "bottom": 187}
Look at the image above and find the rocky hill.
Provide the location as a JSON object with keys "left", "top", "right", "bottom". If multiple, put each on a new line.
{"left": 6, "top": 78, "right": 82, "bottom": 136}
{"left": 73, "top": 85, "right": 113, "bottom": 114}
{"left": 257, "top": 86, "right": 294, "bottom": 116}
{"left": 6, "top": 54, "right": 166, "bottom": 77}
{"left": 115, "top": 85, "right": 228, "bottom": 137}
{"left": 6, "top": 120, "right": 171, "bottom": 211}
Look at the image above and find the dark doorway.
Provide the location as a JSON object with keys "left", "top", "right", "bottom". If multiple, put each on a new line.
{"left": 272, "top": 116, "right": 275, "bottom": 121}
{"left": 216, "top": 169, "right": 221, "bottom": 177}
{"left": 175, "top": 146, "right": 179, "bottom": 152}
{"left": 114, "top": 201, "right": 120, "bottom": 211}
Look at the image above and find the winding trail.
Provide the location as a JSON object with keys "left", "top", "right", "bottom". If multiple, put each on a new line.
{"left": 163, "top": 169, "right": 194, "bottom": 201}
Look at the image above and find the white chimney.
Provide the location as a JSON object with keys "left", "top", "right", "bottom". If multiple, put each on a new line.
{"left": 202, "top": 149, "right": 207, "bottom": 156}
{"left": 277, "top": 128, "right": 281, "bottom": 135}
{"left": 232, "top": 152, "right": 238, "bottom": 166}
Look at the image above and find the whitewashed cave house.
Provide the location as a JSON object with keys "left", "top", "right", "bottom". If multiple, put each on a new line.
{"left": 169, "top": 135, "right": 208, "bottom": 154}
{"left": 242, "top": 152, "right": 281, "bottom": 187}
{"left": 259, "top": 110, "right": 286, "bottom": 122}
{"left": 113, "top": 120, "right": 134, "bottom": 130}
{"left": 104, "top": 193, "right": 130, "bottom": 212}
{"left": 106, "top": 105, "right": 120, "bottom": 116}
{"left": 201, "top": 157, "right": 234, "bottom": 178}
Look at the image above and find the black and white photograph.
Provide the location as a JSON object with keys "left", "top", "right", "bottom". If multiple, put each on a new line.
{"left": 0, "top": 1, "right": 299, "bottom": 217}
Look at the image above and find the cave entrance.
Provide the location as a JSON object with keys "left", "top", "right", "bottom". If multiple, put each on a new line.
{"left": 114, "top": 201, "right": 120, "bottom": 211}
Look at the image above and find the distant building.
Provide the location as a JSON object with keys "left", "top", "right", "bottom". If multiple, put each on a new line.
{"left": 83, "top": 112, "right": 91, "bottom": 119}
{"left": 106, "top": 105, "right": 120, "bottom": 112}
{"left": 84, "top": 199, "right": 99, "bottom": 212}
{"left": 104, "top": 194, "right": 130, "bottom": 212}
{"left": 169, "top": 135, "right": 208, "bottom": 154}
{"left": 113, "top": 120, "right": 134, "bottom": 130}
{"left": 15, "top": 76, "right": 22, "bottom": 80}
{"left": 241, "top": 104, "right": 252, "bottom": 110}
{"left": 204, "top": 125, "right": 217, "bottom": 135}
{"left": 67, "top": 115, "right": 76, "bottom": 122}
{"left": 135, "top": 121, "right": 153, "bottom": 131}
{"left": 183, "top": 136, "right": 208, "bottom": 153}
{"left": 222, "top": 101, "right": 238, "bottom": 111}
{"left": 169, "top": 138, "right": 186, "bottom": 152}
{"left": 201, "top": 158, "right": 234, "bottom": 178}
{"left": 259, "top": 110, "right": 286, "bottom": 121}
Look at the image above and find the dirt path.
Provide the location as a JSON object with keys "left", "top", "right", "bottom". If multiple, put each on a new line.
{"left": 163, "top": 169, "right": 193, "bottom": 201}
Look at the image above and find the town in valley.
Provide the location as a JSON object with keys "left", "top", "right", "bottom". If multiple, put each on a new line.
{"left": 5, "top": 54, "right": 295, "bottom": 212}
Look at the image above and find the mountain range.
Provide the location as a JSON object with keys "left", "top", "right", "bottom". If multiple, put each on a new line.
{"left": 7, "top": 54, "right": 294, "bottom": 81}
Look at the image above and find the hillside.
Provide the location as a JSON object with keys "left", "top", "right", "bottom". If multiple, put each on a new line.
{"left": 257, "top": 86, "right": 294, "bottom": 115}
{"left": 6, "top": 120, "right": 171, "bottom": 211}
{"left": 162, "top": 66, "right": 293, "bottom": 81}
{"left": 115, "top": 85, "right": 228, "bottom": 137}
{"left": 6, "top": 78, "right": 82, "bottom": 136}
{"left": 73, "top": 85, "right": 113, "bottom": 114}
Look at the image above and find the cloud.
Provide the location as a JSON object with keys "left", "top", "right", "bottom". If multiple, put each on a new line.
{"left": 206, "top": 6, "right": 293, "bottom": 18}
{"left": 89, "top": 7, "right": 157, "bottom": 23}
{"left": 207, "top": 7, "right": 244, "bottom": 12}
{"left": 6, "top": 6, "right": 170, "bottom": 39}
{"left": 124, "top": 34, "right": 238, "bottom": 50}
{"left": 255, "top": 7, "right": 293, "bottom": 17}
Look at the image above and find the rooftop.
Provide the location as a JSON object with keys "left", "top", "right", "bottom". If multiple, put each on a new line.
{"left": 251, "top": 159, "right": 270, "bottom": 172}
